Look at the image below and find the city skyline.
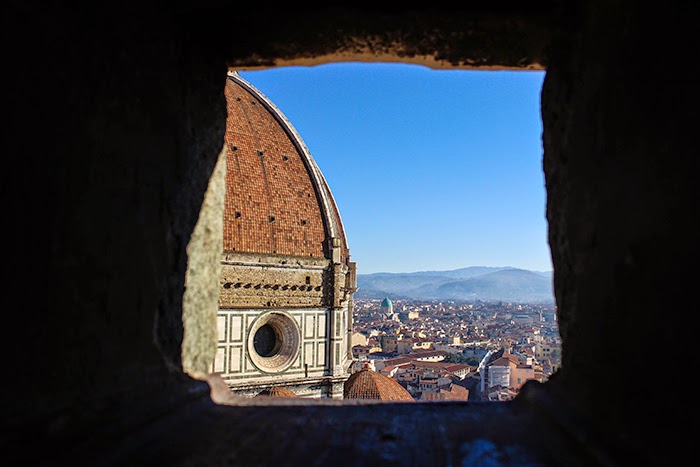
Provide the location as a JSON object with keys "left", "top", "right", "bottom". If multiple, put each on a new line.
{"left": 239, "top": 63, "right": 550, "bottom": 274}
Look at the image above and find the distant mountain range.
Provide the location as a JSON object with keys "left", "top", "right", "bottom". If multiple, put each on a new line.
{"left": 356, "top": 266, "right": 554, "bottom": 304}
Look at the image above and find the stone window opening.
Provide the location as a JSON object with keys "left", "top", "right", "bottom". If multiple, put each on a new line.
{"left": 186, "top": 61, "right": 550, "bottom": 407}
{"left": 247, "top": 312, "right": 301, "bottom": 374}
{"left": 202, "top": 64, "right": 551, "bottom": 405}
{"left": 14, "top": 4, "right": 693, "bottom": 465}
{"left": 187, "top": 67, "right": 552, "bottom": 403}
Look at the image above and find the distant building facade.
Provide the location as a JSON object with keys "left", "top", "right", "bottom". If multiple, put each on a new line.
{"left": 483, "top": 352, "right": 537, "bottom": 398}
{"left": 380, "top": 335, "right": 398, "bottom": 353}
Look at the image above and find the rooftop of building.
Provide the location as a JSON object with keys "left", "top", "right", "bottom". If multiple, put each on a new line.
{"left": 255, "top": 387, "right": 298, "bottom": 398}
{"left": 344, "top": 364, "right": 415, "bottom": 402}
{"left": 222, "top": 72, "right": 349, "bottom": 262}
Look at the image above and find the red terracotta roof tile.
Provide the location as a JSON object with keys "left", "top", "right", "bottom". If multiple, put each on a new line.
{"left": 255, "top": 386, "right": 298, "bottom": 398}
{"left": 223, "top": 72, "right": 349, "bottom": 262}
{"left": 344, "top": 365, "right": 415, "bottom": 402}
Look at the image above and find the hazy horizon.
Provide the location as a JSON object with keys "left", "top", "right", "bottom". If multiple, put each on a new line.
{"left": 358, "top": 265, "right": 553, "bottom": 275}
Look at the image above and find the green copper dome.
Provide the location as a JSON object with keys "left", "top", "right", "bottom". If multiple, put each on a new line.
{"left": 381, "top": 298, "right": 392, "bottom": 308}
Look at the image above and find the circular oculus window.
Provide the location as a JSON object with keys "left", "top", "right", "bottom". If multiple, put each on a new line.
{"left": 247, "top": 311, "right": 300, "bottom": 373}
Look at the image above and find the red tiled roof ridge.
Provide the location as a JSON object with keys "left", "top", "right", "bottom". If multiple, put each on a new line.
{"left": 444, "top": 364, "right": 471, "bottom": 370}
{"left": 344, "top": 367, "right": 414, "bottom": 402}
{"left": 255, "top": 386, "right": 298, "bottom": 398}
{"left": 223, "top": 72, "right": 349, "bottom": 262}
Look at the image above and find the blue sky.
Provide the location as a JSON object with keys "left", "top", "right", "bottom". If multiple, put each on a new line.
{"left": 238, "top": 63, "right": 550, "bottom": 275}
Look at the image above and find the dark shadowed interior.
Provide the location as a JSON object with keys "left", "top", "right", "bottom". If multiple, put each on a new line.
{"left": 5, "top": 1, "right": 696, "bottom": 465}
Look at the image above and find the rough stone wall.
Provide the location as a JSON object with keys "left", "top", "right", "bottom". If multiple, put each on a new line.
{"left": 219, "top": 253, "right": 332, "bottom": 309}
{"left": 182, "top": 146, "right": 227, "bottom": 378}
{"left": 223, "top": 5, "right": 551, "bottom": 71}
{"left": 9, "top": 2, "right": 698, "bottom": 465}
{"left": 541, "top": 0, "right": 698, "bottom": 459}
{"left": 6, "top": 5, "right": 228, "bottom": 426}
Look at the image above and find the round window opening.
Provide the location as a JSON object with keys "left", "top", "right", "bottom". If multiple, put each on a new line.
{"left": 248, "top": 312, "right": 300, "bottom": 373}
{"left": 253, "top": 324, "right": 280, "bottom": 357}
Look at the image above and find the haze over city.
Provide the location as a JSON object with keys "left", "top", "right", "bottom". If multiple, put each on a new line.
{"left": 239, "top": 63, "right": 549, "bottom": 274}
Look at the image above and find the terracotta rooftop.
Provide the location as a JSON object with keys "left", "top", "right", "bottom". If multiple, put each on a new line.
{"left": 222, "top": 71, "right": 348, "bottom": 262}
{"left": 442, "top": 384, "right": 470, "bottom": 400}
{"left": 255, "top": 386, "right": 298, "bottom": 398}
{"left": 380, "top": 357, "right": 412, "bottom": 367}
{"left": 344, "top": 365, "right": 415, "bottom": 402}
{"left": 402, "top": 350, "right": 448, "bottom": 359}
{"left": 490, "top": 353, "right": 522, "bottom": 367}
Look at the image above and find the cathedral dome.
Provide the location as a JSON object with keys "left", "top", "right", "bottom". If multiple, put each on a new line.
{"left": 380, "top": 298, "right": 392, "bottom": 308}
{"left": 344, "top": 364, "right": 414, "bottom": 402}
{"left": 213, "top": 71, "right": 358, "bottom": 399}
{"left": 223, "top": 71, "right": 349, "bottom": 262}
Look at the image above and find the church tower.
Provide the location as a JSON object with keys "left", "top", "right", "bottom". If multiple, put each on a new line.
{"left": 210, "top": 71, "right": 357, "bottom": 398}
